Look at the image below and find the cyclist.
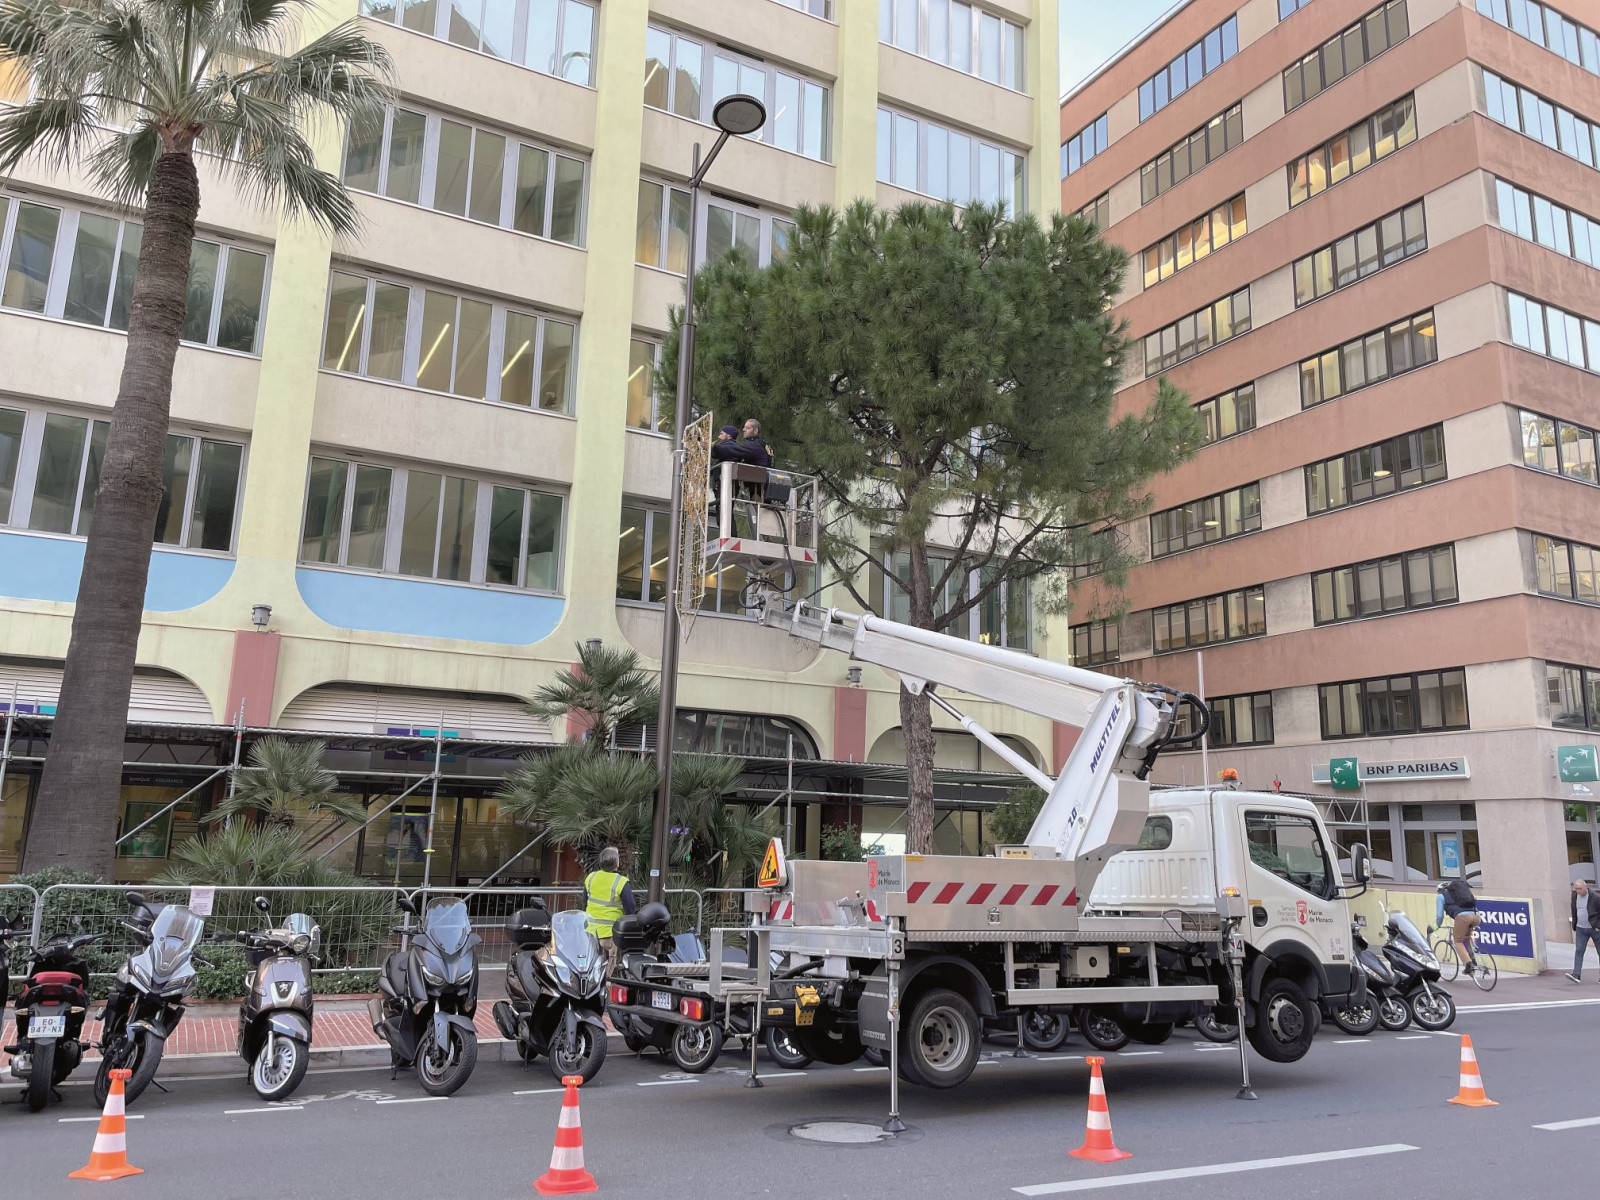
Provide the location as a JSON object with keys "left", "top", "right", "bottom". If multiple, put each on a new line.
{"left": 1439, "top": 876, "right": 1481, "bottom": 976}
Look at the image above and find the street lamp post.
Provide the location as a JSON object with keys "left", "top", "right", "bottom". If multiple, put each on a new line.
{"left": 648, "top": 94, "right": 768, "bottom": 905}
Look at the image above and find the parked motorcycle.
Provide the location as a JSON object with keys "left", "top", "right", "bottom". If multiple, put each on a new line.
{"left": 1189, "top": 1003, "right": 1240, "bottom": 1043}
{"left": 6, "top": 921, "right": 100, "bottom": 1111}
{"left": 1379, "top": 903, "right": 1455, "bottom": 1030}
{"left": 1331, "top": 917, "right": 1409, "bottom": 1034}
{"left": 492, "top": 901, "right": 608, "bottom": 1084}
{"left": 606, "top": 902, "right": 725, "bottom": 1073}
{"left": 227, "top": 897, "right": 320, "bottom": 1101}
{"left": 368, "top": 893, "right": 480, "bottom": 1096}
{"left": 95, "top": 893, "right": 206, "bottom": 1106}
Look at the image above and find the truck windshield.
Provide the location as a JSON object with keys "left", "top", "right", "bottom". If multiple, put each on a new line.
{"left": 1245, "top": 811, "right": 1333, "bottom": 899}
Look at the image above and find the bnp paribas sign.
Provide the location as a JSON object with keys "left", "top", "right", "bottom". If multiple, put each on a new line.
{"left": 1312, "top": 757, "right": 1471, "bottom": 789}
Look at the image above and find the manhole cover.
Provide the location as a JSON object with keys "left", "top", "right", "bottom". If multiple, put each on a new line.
{"left": 791, "top": 1121, "right": 895, "bottom": 1145}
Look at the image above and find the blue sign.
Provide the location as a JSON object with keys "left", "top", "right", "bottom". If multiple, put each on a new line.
{"left": 1438, "top": 838, "right": 1461, "bottom": 875}
{"left": 1474, "top": 899, "right": 1534, "bottom": 959}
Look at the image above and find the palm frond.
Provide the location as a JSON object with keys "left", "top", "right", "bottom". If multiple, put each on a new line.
{"left": 525, "top": 641, "right": 660, "bottom": 747}
{"left": 0, "top": 94, "right": 98, "bottom": 174}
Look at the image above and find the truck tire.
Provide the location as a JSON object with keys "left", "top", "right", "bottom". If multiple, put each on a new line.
{"left": 1076, "top": 1008, "right": 1130, "bottom": 1052}
{"left": 1124, "top": 1021, "right": 1174, "bottom": 1045}
{"left": 1246, "top": 977, "right": 1317, "bottom": 1063}
{"left": 898, "top": 988, "right": 981, "bottom": 1089}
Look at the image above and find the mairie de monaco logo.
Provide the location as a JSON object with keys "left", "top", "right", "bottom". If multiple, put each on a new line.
{"left": 1296, "top": 901, "right": 1307, "bottom": 926}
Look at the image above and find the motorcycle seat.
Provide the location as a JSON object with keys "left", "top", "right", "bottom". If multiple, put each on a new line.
{"left": 31, "top": 971, "right": 81, "bottom": 987}
{"left": 381, "top": 955, "right": 407, "bottom": 998}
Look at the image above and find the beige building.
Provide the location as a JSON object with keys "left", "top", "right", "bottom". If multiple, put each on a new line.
{"left": 0, "top": 0, "right": 1061, "bottom": 881}
{"left": 1060, "top": 0, "right": 1600, "bottom": 936}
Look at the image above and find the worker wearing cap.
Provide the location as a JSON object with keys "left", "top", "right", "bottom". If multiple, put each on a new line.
{"left": 584, "top": 846, "right": 636, "bottom": 969}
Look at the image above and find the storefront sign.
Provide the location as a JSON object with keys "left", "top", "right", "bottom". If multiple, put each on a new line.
{"left": 1558, "top": 745, "right": 1599, "bottom": 783}
{"left": 1474, "top": 899, "right": 1534, "bottom": 959}
{"left": 1314, "top": 758, "right": 1470, "bottom": 785}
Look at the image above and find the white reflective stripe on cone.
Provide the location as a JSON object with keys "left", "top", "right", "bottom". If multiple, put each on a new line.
{"left": 105, "top": 1094, "right": 125, "bottom": 1117}
{"left": 92, "top": 1133, "right": 126, "bottom": 1153}
{"left": 558, "top": 1105, "right": 582, "bottom": 1128}
{"left": 548, "top": 1146, "right": 584, "bottom": 1171}
{"left": 1086, "top": 1110, "right": 1112, "bottom": 1131}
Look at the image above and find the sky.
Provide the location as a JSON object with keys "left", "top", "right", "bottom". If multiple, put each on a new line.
{"left": 1058, "top": 0, "right": 1185, "bottom": 97}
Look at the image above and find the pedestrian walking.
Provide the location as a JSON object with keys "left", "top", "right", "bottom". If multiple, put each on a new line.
{"left": 583, "top": 846, "right": 636, "bottom": 971}
{"left": 1568, "top": 879, "right": 1600, "bottom": 983}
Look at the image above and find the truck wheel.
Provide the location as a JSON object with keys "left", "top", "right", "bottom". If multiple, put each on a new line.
{"left": 764, "top": 1027, "right": 813, "bottom": 1069}
{"left": 793, "top": 1015, "right": 866, "bottom": 1066}
{"left": 1076, "top": 1008, "right": 1130, "bottom": 1052}
{"left": 1246, "top": 978, "right": 1316, "bottom": 1063}
{"left": 898, "top": 988, "right": 980, "bottom": 1089}
{"left": 1124, "top": 1021, "right": 1174, "bottom": 1045}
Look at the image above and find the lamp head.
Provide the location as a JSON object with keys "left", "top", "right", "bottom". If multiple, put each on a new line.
{"left": 713, "top": 94, "right": 767, "bottom": 136}
{"left": 250, "top": 603, "right": 272, "bottom": 630}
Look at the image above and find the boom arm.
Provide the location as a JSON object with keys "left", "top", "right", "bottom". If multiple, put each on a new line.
{"left": 761, "top": 602, "right": 1198, "bottom": 888}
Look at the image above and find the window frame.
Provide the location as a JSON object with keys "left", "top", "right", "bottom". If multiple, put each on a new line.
{"left": 1318, "top": 669, "right": 1470, "bottom": 739}
{"left": 1288, "top": 94, "right": 1417, "bottom": 208}
{"left": 1299, "top": 309, "right": 1437, "bottom": 409}
{"left": 1142, "top": 193, "right": 1247, "bottom": 288}
{"left": 1520, "top": 409, "right": 1600, "bottom": 485}
{"left": 1061, "top": 113, "right": 1108, "bottom": 178}
{"left": 1481, "top": 69, "right": 1600, "bottom": 170}
{"left": 1077, "top": 193, "right": 1111, "bottom": 230}
{"left": 1506, "top": 292, "right": 1600, "bottom": 376}
{"left": 1139, "top": 102, "right": 1244, "bottom": 204}
{"left": 1144, "top": 287, "right": 1252, "bottom": 376}
{"left": 1546, "top": 660, "right": 1600, "bottom": 730}
{"left": 878, "top": 104, "right": 1028, "bottom": 213}
{"left": 358, "top": 0, "right": 598, "bottom": 87}
{"left": 1304, "top": 424, "right": 1448, "bottom": 516}
{"left": 1493, "top": 178, "right": 1600, "bottom": 269}
{"left": 1138, "top": 16, "right": 1239, "bottom": 121}
{"left": 1194, "top": 383, "right": 1256, "bottom": 445}
{"left": 1534, "top": 533, "right": 1600, "bottom": 604}
{"left": 1069, "top": 618, "right": 1119, "bottom": 666}
{"left": 1149, "top": 482, "right": 1262, "bottom": 558}
{"left": 1283, "top": 0, "right": 1409, "bottom": 113}
{"left": 1151, "top": 584, "right": 1266, "bottom": 653}
{"left": 1292, "top": 200, "right": 1427, "bottom": 306}
{"left": 1477, "top": 2, "right": 1600, "bottom": 81}
{"left": 1312, "top": 543, "right": 1459, "bottom": 625}
{"left": 880, "top": 0, "right": 1026, "bottom": 91}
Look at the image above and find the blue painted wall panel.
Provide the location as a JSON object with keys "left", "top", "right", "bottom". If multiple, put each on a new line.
{"left": 0, "top": 531, "right": 233, "bottom": 612}
{"left": 296, "top": 567, "right": 563, "bottom": 645}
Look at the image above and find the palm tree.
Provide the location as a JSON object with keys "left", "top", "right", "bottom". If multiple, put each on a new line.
{"left": 525, "top": 640, "right": 660, "bottom": 749}
{"left": 2, "top": 0, "right": 392, "bottom": 875}
{"left": 206, "top": 736, "right": 367, "bottom": 831}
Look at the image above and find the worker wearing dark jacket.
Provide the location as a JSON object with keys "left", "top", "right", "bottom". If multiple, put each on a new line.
{"left": 1569, "top": 879, "right": 1600, "bottom": 982}
{"left": 710, "top": 418, "right": 772, "bottom": 468}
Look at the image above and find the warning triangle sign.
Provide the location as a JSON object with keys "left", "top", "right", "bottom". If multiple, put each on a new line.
{"left": 757, "top": 838, "right": 787, "bottom": 888}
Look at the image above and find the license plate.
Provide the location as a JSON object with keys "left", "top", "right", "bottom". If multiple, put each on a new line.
{"left": 29, "top": 1014, "right": 66, "bottom": 1039}
{"left": 652, "top": 991, "right": 673, "bottom": 1011}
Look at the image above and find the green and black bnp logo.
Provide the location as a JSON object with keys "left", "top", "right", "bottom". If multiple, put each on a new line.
{"left": 1329, "top": 757, "right": 1361, "bottom": 791}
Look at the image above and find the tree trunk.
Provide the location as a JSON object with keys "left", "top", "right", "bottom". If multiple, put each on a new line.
{"left": 20, "top": 151, "right": 201, "bottom": 877}
{"left": 901, "top": 544, "right": 938, "bottom": 855}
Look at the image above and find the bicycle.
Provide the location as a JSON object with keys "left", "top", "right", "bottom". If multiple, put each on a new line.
{"left": 1430, "top": 923, "right": 1497, "bottom": 991}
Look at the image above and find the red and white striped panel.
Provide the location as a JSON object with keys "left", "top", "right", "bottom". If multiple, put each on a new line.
{"left": 904, "top": 881, "right": 1079, "bottom": 908}
{"left": 709, "top": 538, "right": 817, "bottom": 565}
{"left": 768, "top": 898, "right": 794, "bottom": 921}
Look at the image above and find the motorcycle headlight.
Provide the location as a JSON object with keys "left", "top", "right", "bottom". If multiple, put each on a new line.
{"left": 130, "top": 960, "right": 153, "bottom": 989}
{"left": 116, "top": 963, "right": 130, "bottom": 985}
{"left": 291, "top": 934, "right": 312, "bottom": 955}
{"left": 421, "top": 964, "right": 445, "bottom": 987}
{"left": 551, "top": 958, "right": 574, "bottom": 986}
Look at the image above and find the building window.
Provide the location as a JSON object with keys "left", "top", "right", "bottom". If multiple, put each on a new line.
{"left": 1482, "top": 70, "right": 1600, "bottom": 171}
{"left": 777, "top": 0, "right": 832, "bottom": 17}
{"left": 1313, "top": 544, "right": 1458, "bottom": 624}
{"left": 1280, "top": 0, "right": 1316, "bottom": 17}
{"left": 877, "top": 106, "right": 1027, "bottom": 213}
{"left": 880, "top": 0, "right": 1025, "bottom": 91}
{"left": 1138, "top": 16, "right": 1239, "bottom": 121}
{"left": 1143, "top": 288, "right": 1251, "bottom": 377}
{"left": 320, "top": 269, "right": 577, "bottom": 413}
{"left": 1535, "top": 534, "right": 1600, "bottom": 602}
{"left": 1548, "top": 662, "right": 1600, "bottom": 729}
{"left": 1299, "top": 310, "right": 1436, "bottom": 408}
{"left": 1070, "top": 618, "right": 1119, "bottom": 666}
{"left": 1319, "top": 669, "right": 1469, "bottom": 738}
{"left": 1139, "top": 103, "right": 1244, "bottom": 204}
{"left": 1149, "top": 483, "right": 1261, "bottom": 558}
{"left": 0, "top": 194, "right": 270, "bottom": 353}
{"left": 1293, "top": 201, "right": 1426, "bottom": 306}
{"left": 1195, "top": 384, "right": 1256, "bottom": 445}
{"left": 620, "top": 503, "right": 817, "bottom": 618}
{"left": 1476, "top": 0, "right": 1599, "bottom": 80}
{"left": 868, "top": 543, "right": 1030, "bottom": 648}
{"left": 0, "top": 404, "right": 244, "bottom": 551}
{"left": 1521, "top": 410, "right": 1600, "bottom": 485}
{"left": 1507, "top": 292, "right": 1600, "bottom": 375}
{"left": 342, "top": 105, "right": 586, "bottom": 246}
{"left": 1210, "top": 693, "right": 1275, "bottom": 747}
{"left": 1305, "top": 425, "right": 1446, "bottom": 516}
{"left": 1289, "top": 94, "right": 1417, "bottom": 207}
{"left": 1061, "top": 113, "right": 1107, "bottom": 178}
{"left": 1494, "top": 179, "right": 1600, "bottom": 270}
{"left": 1143, "top": 194, "right": 1247, "bottom": 288}
{"left": 301, "top": 456, "right": 564, "bottom": 591}
{"left": 1077, "top": 193, "right": 1111, "bottom": 230}
{"left": 636, "top": 179, "right": 691, "bottom": 273}
{"left": 1152, "top": 585, "right": 1265, "bottom": 653}
{"left": 646, "top": 27, "right": 832, "bottom": 163}
{"left": 626, "top": 339, "right": 667, "bottom": 433}
{"left": 1284, "top": 0, "right": 1409, "bottom": 112}
{"left": 358, "top": 0, "right": 596, "bottom": 86}
{"left": 635, "top": 180, "right": 796, "bottom": 275}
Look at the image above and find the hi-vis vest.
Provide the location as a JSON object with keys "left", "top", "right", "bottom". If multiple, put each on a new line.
{"left": 584, "top": 869, "right": 627, "bottom": 938}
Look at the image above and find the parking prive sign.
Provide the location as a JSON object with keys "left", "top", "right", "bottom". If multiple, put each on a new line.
{"left": 1473, "top": 899, "right": 1534, "bottom": 959}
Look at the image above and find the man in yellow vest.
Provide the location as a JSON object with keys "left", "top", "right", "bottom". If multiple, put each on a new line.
{"left": 584, "top": 846, "right": 636, "bottom": 969}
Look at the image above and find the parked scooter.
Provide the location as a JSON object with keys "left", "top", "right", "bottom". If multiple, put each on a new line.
{"left": 226, "top": 897, "right": 321, "bottom": 1101}
{"left": 1331, "top": 917, "right": 1409, "bottom": 1034}
{"left": 1379, "top": 903, "right": 1455, "bottom": 1030}
{"left": 606, "top": 902, "right": 724, "bottom": 1072}
{"left": 96, "top": 892, "right": 207, "bottom": 1106}
{"left": 368, "top": 893, "right": 480, "bottom": 1096}
{"left": 492, "top": 901, "right": 608, "bottom": 1083}
{"left": 6, "top": 922, "right": 100, "bottom": 1111}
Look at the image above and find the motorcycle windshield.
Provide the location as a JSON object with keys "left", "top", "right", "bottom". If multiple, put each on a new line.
{"left": 145, "top": 906, "right": 203, "bottom": 979}
{"left": 286, "top": 913, "right": 315, "bottom": 936}
{"left": 550, "top": 910, "right": 594, "bottom": 968}
{"left": 423, "top": 900, "right": 471, "bottom": 956}
{"left": 1389, "top": 912, "right": 1428, "bottom": 950}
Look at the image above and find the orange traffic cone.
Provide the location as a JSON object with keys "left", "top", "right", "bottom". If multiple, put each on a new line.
{"left": 1447, "top": 1034, "right": 1498, "bottom": 1107}
{"left": 534, "top": 1074, "right": 598, "bottom": 1195}
{"left": 1069, "top": 1056, "right": 1132, "bottom": 1163}
{"left": 68, "top": 1067, "right": 144, "bottom": 1181}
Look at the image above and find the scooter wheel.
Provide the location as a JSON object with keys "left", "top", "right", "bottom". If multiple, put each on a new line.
{"left": 764, "top": 1026, "right": 813, "bottom": 1069}
{"left": 671, "top": 1023, "right": 723, "bottom": 1073}
{"left": 1408, "top": 987, "right": 1456, "bottom": 1031}
{"left": 1377, "top": 995, "right": 1411, "bottom": 1032}
{"left": 1021, "top": 1009, "right": 1070, "bottom": 1052}
{"left": 252, "top": 1037, "right": 310, "bottom": 1102}
{"left": 25, "top": 1040, "right": 55, "bottom": 1112}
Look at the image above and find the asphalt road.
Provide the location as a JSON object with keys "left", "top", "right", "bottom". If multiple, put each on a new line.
{"left": 3, "top": 999, "right": 1596, "bottom": 1199}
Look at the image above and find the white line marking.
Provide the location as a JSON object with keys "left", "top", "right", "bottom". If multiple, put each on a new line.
{"left": 1459, "top": 997, "right": 1600, "bottom": 1014}
{"left": 1193, "top": 1045, "right": 1234, "bottom": 1052}
{"left": 1333, "top": 1039, "right": 1371, "bottom": 1045}
{"left": 1119, "top": 1051, "right": 1162, "bottom": 1057}
{"left": 1535, "top": 1116, "right": 1600, "bottom": 1131}
{"left": 375, "top": 1096, "right": 447, "bottom": 1104}
{"left": 224, "top": 1105, "right": 303, "bottom": 1114}
{"left": 513, "top": 1088, "right": 566, "bottom": 1096}
{"left": 755, "top": 1070, "right": 808, "bottom": 1077}
{"left": 60, "top": 1114, "right": 145, "bottom": 1123}
{"left": 1013, "top": 1143, "right": 1419, "bottom": 1195}
{"left": 1038, "top": 1055, "right": 1082, "bottom": 1062}
{"left": 637, "top": 1079, "right": 697, "bottom": 1087}
{"left": 853, "top": 1066, "right": 888, "bottom": 1073}
{"left": 1395, "top": 1035, "right": 1431, "bottom": 1040}
{"left": 975, "top": 1059, "right": 1001, "bottom": 1066}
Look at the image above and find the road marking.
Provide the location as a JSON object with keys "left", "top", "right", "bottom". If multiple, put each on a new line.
{"left": 1460, "top": 997, "right": 1600, "bottom": 1014}
{"left": 1013, "top": 1143, "right": 1418, "bottom": 1196}
{"left": 224, "top": 1105, "right": 303, "bottom": 1114}
{"left": 637, "top": 1079, "right": 697, "bottom": 1087}
{"left": 1396, "top": 1035, "right": 1431, "bottom": 1040}
{"left": 1193, "top": 1045, "right": 1234, "bottom": 1052}
{"left": 1333, "top": 1039, "right": 1371, "bottom": 1045}
{"left": 513, "top": 1087, "right": 566, "bottom": 1096}
{"left": 60, "top": 1115, "right": 145, "bottom": 1123}
{"left": 1038, "top": 1055, "right": 1082, "bottom": 1062}
{"left": 375, "top": 1096, "right": 447, "bottom": 1104}
{"left": 1119, "top": 1051, "right": 1161, "bottom": 1057}
{"left": 975, "top": 1059, "right": 1001, "bottom": 1066}
{"left": 853, "top": 1066, "right": 889, "bottom": 1073}
{"left": 1535, "top": 1116, "right": 1600, "bottom": 1131}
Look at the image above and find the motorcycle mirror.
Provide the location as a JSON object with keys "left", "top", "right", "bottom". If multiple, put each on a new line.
{"left": 254, "top": 896, "right": 271, "bottom": 914}
{"left": 124, "top": 891, "right": 147, "bottom": 909}
{"left": 395, "top": 894, "right": 417, "bottom": 914}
